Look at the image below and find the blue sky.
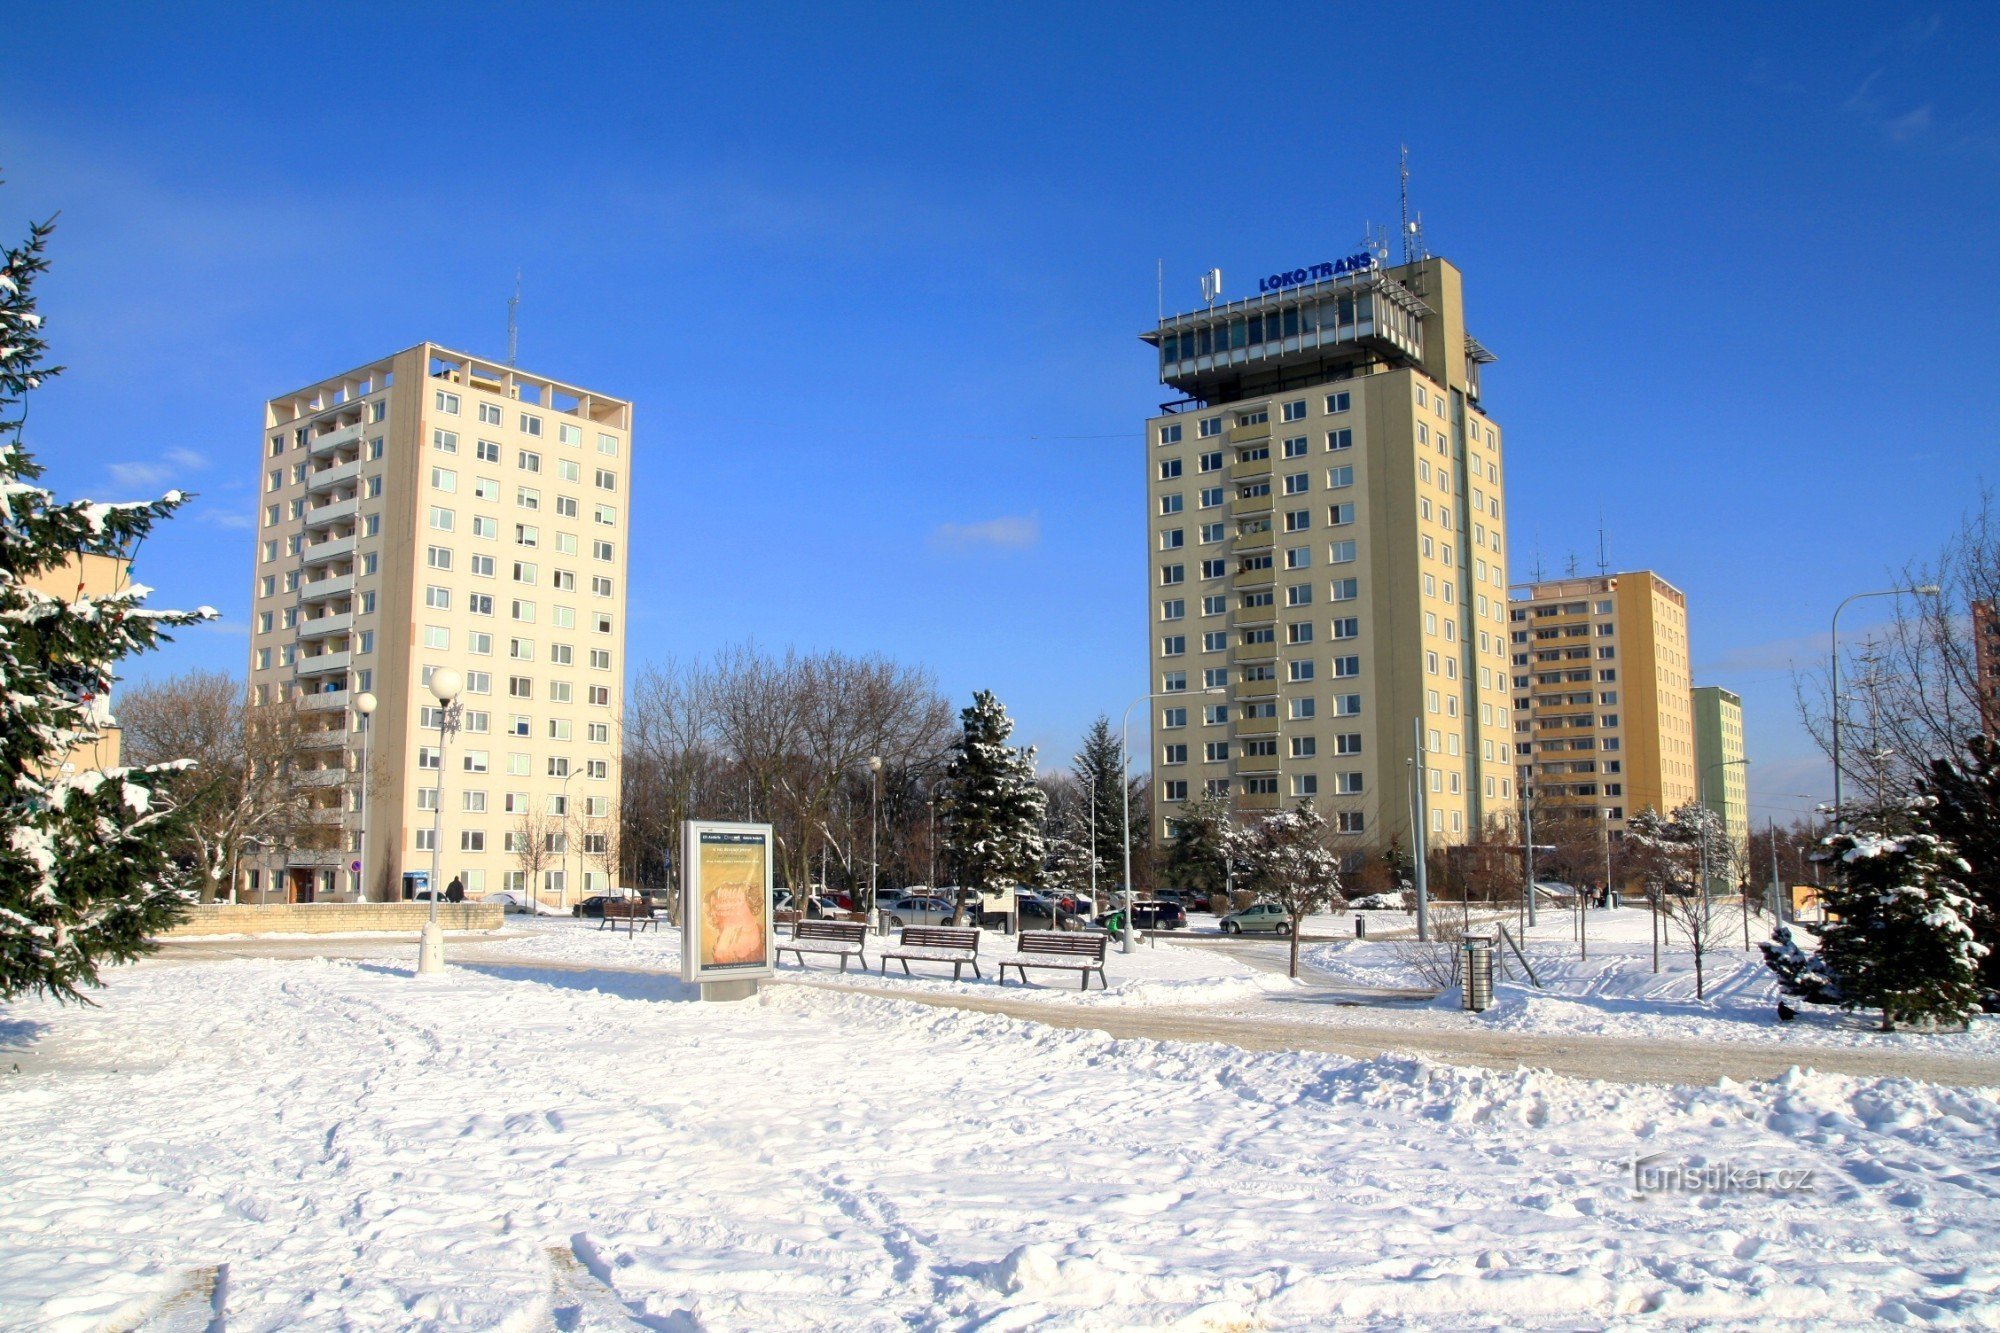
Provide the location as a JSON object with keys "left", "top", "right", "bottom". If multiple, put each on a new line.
{"left": 11, "top": 1, "right": 1997, "bottom": 825}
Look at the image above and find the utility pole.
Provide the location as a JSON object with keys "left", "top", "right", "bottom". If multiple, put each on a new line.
{"left": 1768, "top": 816, "right": 1783, "bottom": 924}
{"left": 1412, "top": 716, "right": 1430, "bottom": 942}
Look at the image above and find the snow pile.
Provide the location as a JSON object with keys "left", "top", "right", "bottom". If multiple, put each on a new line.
{"left": 3, "top": 954, "right": 1999, "bottom": 1328}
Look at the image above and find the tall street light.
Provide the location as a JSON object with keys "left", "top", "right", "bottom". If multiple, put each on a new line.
{"left": 419, "top": 667, "right": 463, "bottom": 976}
{"left": 867, "top": 755, "right": 883, "bottom": 933}
{"left": 558, "top": 760, "right": 583, "bottom": 911}
{"left": 1830, "top": 585, "right": 1938, "bottom": 830}
{"left": 1121, "top": 687, "right": 1224, "bottom": 955}
{"left": 354, "top": 691, "right": 377, "bottom": 902}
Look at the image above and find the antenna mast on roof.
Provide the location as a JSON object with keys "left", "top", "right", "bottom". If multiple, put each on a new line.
{"left": 1398, "top": 145, "right": 1427, "bottom": 265}
{"left": 506, "top": 270, "right": 521, "bottom": 367}
{"left": 1530, "top": 530, "right": 1546, "bottom": 584}
{"left": 1597, "top": 510, "right": 1610, "bottom": 577}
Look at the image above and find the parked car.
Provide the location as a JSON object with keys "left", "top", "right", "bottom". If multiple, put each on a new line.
{"left": 1152, "top": 890, "right": 1209, "bottom": 916}
{"left": 880, "top": 895, "right": 956, "bottom": 928}
{"left": 480, "top": 889, "right": 533, "bottom": 914}
{"left": 1015, "top": 891, "right": 1087, "bottom": 929}
{"left": 803, "top": 895, "right": 844, "bottom": 920}
{"left": 1220, "top": 901, "right": 1293, "bottom": 934}
{"left": 1100, "top": 899, "right": 1187, "bottom": 933}
{"left": 572, "top": 893, "right": 660, "bottom": 919}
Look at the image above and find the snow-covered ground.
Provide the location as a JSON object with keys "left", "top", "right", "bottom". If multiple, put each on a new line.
{"left": 5, "top": 948, "right": 2000, "bottom": 1329}
{"left": 1301, "top": 906, "right": 2000, "bottom": 1053}
{"left": 486, "top": 916, "right": 1294, "bottom": 1009}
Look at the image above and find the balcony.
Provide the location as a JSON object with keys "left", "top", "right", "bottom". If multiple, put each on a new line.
{"left": 297, "top": 767, "right": 350, "bottom": 788}
{"left": 302, "top": 535, "right": 356, "bottom": 567}
{"left": 301, "top": 573, "right": 355, "bottom": 603}
{"left": 1237, "top": 790, "right": 1281, "bottom": 812}
{"left": 297, "top": 650, "right": 352, "bottom": 677}
{"left": 1234, "top": 491, "right": 1273, "bottom": 519}
{"left": 300, "top": 688, "right": 351, "bottom": 712}
{"left": 1235, "top": 752, "right": 1281, "bottom": 775}
{"left": 297, "top": 611, "right": 352, "bottom": 641}
{"left": 1228, "top": 421, "right": 1271, "bottom": 444}
{"left": 1235, "top": 673, "right": 1281, "bottom": 699}
{"left": 298, "top": 727, "right": 349, "bottom": 749}
{"left": 304, "top": 497, "right": 359, "bottom": 530}
{"left": 309, "top": 424, "right": 362, "bottom": 457}
{"left": 306, "top": 460, "right": 363, "bottom": 494}
{"left": 1229, "top": 455, "right": 1273, "bottom": 483}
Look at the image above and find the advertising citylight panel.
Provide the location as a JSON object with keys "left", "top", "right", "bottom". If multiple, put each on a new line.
{"left": 680, "top": 821, "right": 776, "bottom": 984}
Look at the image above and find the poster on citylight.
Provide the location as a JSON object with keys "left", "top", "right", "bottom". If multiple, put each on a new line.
{"left": 680, "top": 821, "right": 775, "bottom": 984}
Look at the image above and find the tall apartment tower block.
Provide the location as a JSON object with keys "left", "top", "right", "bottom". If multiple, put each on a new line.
{"left": 1692, "top": 684, "right": 1749, "bottom": 884}
{"left": 248, "top": 344, "right": 632, "bottom": 904}
{"left": 1507, "top": 571, "right": 1696, "bottom": 834}
{"left": 1141, "top": 255, "right": 1513, "bottom": 858}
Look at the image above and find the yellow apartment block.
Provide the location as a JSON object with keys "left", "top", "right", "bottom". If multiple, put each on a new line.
{"left": 1507, "top": 571, "right": 1696, "bottom": 835}
{"left": 1142, "top": 253, "right": 1513, "bottom": 861}
{"left": 26, "top": 551, "right": 130, "bottom": 775}
{"left": 247, "top": 344, "right": 632, "bottom": 905}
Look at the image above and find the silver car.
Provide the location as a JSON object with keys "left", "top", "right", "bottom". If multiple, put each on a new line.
{"left": 1220, "top": 901, "right": 1293, "bottom": 935}
{"left": 881, "top": 895, "right": 957, "bottom": 927}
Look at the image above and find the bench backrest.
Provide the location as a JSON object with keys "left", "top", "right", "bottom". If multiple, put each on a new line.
{"left": 898, "top": 926, "right": 979, "bottom": 951}
{"left": 1017, "top": 930, "right": 1108, "bottom": 960}
{"left": 604, "top": 900, "right": 655, "bottom": 918}
{"left": 793, "top": 919, "right": 869, "bottom": 943}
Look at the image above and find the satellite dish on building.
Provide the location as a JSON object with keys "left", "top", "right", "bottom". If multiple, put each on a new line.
{"left": 1200, "top": 268, "right": 1223, "bottom": 308}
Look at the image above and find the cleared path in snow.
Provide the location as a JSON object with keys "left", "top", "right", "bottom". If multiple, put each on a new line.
{"left": 148, "top": 936, "right": 2000, "bottom": 1089}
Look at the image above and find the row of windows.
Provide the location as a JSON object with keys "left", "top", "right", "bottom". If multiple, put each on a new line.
{"left": 1159, "top": 656, "right": 1362, "bottom": 693}
{"left": 415, "top": 746, "right": 605, "bottom": 779}
{"left": 433, "top": 391, "right": 621, "bottom": 456}
{"left": 1156, "top": 430, "right": 1354, "bottom": 480}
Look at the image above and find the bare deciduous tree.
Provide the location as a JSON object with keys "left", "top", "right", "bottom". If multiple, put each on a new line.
{"left": 118, "top": 671, "right": 330, "bottom": 901}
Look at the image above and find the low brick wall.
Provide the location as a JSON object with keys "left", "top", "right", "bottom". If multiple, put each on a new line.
{"left": 159, "top": 902, "right": 504, "bottom": 937}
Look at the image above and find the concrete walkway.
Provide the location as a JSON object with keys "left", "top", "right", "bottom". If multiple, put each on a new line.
{"left": 146, "top": 935, "right": 2000, "bottom": 1090}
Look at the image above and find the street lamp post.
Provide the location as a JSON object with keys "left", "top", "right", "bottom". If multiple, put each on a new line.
{"left": 1121, "top": 687, "right": 1224, "bottom": 955}
{"left": 1830, "top": 586, "right": 1938, "bottom": 830}
{"left": 354, "top": 692, "right": 377, "bottom": 902}
{"left": 558, "top": 761, "right": 583, "bottom": 911}
{"left": 419, "top": 667, "right": 463, "bottom": 976}
{"left": 867, "top": 755, "right": 882, "bottom": 934}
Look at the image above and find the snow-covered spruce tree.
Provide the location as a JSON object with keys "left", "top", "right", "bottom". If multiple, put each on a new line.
{"left": 1071, "top": 714, "right": 1138, "bottom": 885}
{"left": 1162, "top": 786, "right": 1234, "bottom": 904}
{"left": 938, "top": 690, "right": 1045, "bottom": 922}
{"left": 1820, "top": 804, "right": 1987, "bottom": 1031}
{"left": 0, "top": 193, "right": 212, "bottom": 1002}
{"left": 1759, "top": 924, "right": 1843, "bottom": 1006}
{"left": 1226, "top": 799, "right": 1343, "bottom": 979}
{"left": 1918, "top": 734, "right": 2000, "bottom": 1002}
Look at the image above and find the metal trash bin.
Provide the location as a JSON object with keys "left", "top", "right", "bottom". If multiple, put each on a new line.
{"left": 1461, "top": 937, "right": 1495, "bottom": 1012}
{"left": 1609, "top": 890, "right": 1622, "bottom": 910}
{"left": 1355, "top": 915, "right": 1367, "bottom": 939}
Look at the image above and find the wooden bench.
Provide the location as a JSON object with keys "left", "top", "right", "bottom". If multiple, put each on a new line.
{"left": 598, "top": 899, "right": 658, "bottom": 932}
{"left": 998, "top": 930, "right": 1108, "bottom": 990}
{"left": 879, "top": 926, "right": 981, "bottom": 980}
{"left": 776, "top": 919, "right": 869, "bottom": 972}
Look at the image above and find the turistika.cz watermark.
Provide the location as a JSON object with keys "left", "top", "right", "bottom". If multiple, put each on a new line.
{"left": 1631, "top": 1153, "right": 1817, "bottom": 1195}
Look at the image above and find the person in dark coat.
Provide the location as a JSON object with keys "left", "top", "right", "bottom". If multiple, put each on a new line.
{"left": 445, "top": 876, "right": 465, "bottom": 903}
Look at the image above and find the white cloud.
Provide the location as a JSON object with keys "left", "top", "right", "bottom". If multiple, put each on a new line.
{"left": 166, "top": 448, "right": 209, "bottom": 471}
{"left": 930, "top": 513, "right": 1040, "bottom": 552}
{"left": 107, "top": 461, "right": 174, "bottom": 489}
{"left": 200, "top": 509, "right": 257, "bottom": 531}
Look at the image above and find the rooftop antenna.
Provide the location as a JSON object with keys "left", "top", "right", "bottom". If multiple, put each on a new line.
{"left": 1156, "top": 259, "right": 1164, "bottom": 322}
{"left": 1200, "top": 267, "right": 1223, "bottom": 309}
{"left": 1530, "top": 531, "right": 1546, "bottom": 583}
{"left": 506, "top": 269, "right": 521, "bottom": 367}
{"left": 1398, "top": 145, "right": 1412, "bottom": 265}
{"left": 1596, "top": 510, "right": 1610, "bottom": 577}
{"left": 1564, "top": 551, "right": 1581, "bottom": 578}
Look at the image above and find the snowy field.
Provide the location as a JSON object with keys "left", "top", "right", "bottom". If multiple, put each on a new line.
{"left": 1301, "top": 906, "right": 2000, "bottom": 1054}
{"left": 5, "top": 946, "right": 2000, "bottom": 1329}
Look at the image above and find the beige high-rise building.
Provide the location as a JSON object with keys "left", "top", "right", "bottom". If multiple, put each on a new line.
{"left": 1141, "top": 254, "right": 1513, "bottom": 860}
{"left": 1692, "top": 684, "right": 1749, "bottom": 887}
{"left": 1507, "top": 571, "right": 1695, "bottom": 834}
{"left": 247, "top": 344, "right": 632, "bottom": 905}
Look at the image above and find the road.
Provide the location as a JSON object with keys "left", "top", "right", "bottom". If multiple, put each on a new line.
{"left": 147, "top": 934, "right": 2000, "bottom": 1089}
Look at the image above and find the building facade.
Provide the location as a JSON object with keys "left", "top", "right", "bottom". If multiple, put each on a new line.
{"left": 247, "top": 344, "right": 632, "bottom": 905}
{"left": 1142, "top": 254, "right": 1513, "bottom": 860}
{"left": 1692, "top": 684, "right": 1748, "bottom": 888}
{"left": 1507, "top": 571, "right": 1696, "bottom": 836}
{"left": 29, "top": 552, "right": 130, "bottom": 776}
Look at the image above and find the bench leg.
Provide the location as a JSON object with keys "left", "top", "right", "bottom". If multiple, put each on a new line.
{"left": 951, "top": 962, "right": 961, "bottom": 981}
{"left": 970, "top": 962, "right": 982, "bottom": 980}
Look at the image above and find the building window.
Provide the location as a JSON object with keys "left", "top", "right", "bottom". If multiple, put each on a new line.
{"left": 435, "top": 391, "right": 460, "bottom": 414}
{"left": 1159, "top": 423, "right": 1182, "bottom": 445}
{"left": 1325, "top": 391, "right": 1351, "bottom": 414}
{"left": 479, "top": 403, "right": 503, "bottom": 425}
{"left": 1280, "top": 399, "right": 1307, "bottom": 422}
{"left": 1327, "top": 429, "right": 1352, "bottom": 451}
{"left": 1158, "top": 459, "right": 1182, "bottom": 480}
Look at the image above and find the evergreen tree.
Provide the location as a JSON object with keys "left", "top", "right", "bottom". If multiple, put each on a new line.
{"left": 1820, "top": 805, "right": 1987, "bottom": 1031}
{"left": 939, "top": 691, "right": 1046, "bottom": 920}
{"left": 1918, "top": 734, "right": 2000, "bottom": 1000}
{"left": 0, "top": 189, "right": 212, "bottom": 1002}
{"left": 1162, "top": 787, "right": 1234, "bottom": 901}
{"left": 1070, "top": 715, "right": 1137, "bottom": 885}
{"left": 1226, "top": 799, "right": 1344, "bottom": 978}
